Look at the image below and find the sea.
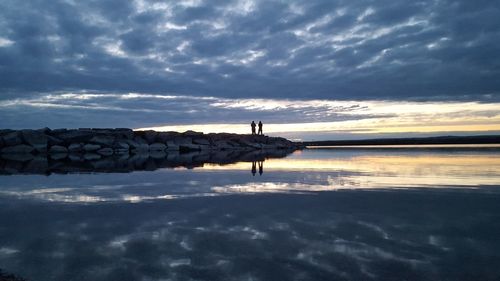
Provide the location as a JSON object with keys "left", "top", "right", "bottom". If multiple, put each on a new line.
{"left": 0, "top": 145, "right": 499, "bottom": 281}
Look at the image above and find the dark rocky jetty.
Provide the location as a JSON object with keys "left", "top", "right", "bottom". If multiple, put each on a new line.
{"left": 0, "top": 128, "right": 301, "bottom": 175}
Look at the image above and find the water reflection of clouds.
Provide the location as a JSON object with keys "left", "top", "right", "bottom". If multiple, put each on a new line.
{"left": 1, "top": 191, "right": 499, "bottom": 280}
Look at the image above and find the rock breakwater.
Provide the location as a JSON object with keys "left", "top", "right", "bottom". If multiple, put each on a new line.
{"left": 0, "top": 128, "right": 299, "bottom": 155}
{"left": 0, "top": 128, "right": 301, "bottom": 174}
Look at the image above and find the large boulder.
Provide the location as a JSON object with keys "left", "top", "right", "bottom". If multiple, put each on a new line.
{"left": 22, "top": 130, "right": 49, "bottom": 153}
{"left": 37, "top": 127, "right": 51, "bottom": 134}
{"left": 2, "top": 144, "right": 34, "bottom": 154}
{"left": 115, "top": 141, "right": 130, "bottom": 150}
{"left": 55, "top": 129, "right": 94, "bottom": 143}
{"left": 1, "top": 153, "right": 34, "bottom": 162}
{"left": 149, "top": 143, "right": 166, "bottom": 152}
{"left": 165, "top": 140, "right": 179, "bottom": 151}
{"left": 0, "top": 129, "right": 14, "bottom": 136}
{"left": 24, "top": 157, "right": 49, "bottom": 174}
{"left": 114, "top": 128, "right": 134, "bottom": 139}
{"left": 47, "top": 135, "right": 64, "bottom": 146}
{"left": 238, "top": 139, "right": 262, "bottom": 149}
{"left": 156, "top": 131, "right": 178, "bottom": 142}
{"left": 214, "top": 140, "right": 233, "bottom": 150}
{"left": 3, "top": 132, "right": 23, "bottom": 146}
{"left": 193, "top": 138, "right": 210, "bottom": 145}
{"left": 49, "top": 145, "right": 68, "bottom": 154}
{"left": 143, "top": 130, "right": 158, "bottom": 144}
{"left": 113, "top": 142, "right": 130, "bottom": 154}
{"left": 183, "top": 130, "right": 203, "bottom": 137}
{"left": 84, "top": 153, "right": 101, "bottom": 161}
{"left": 125, "top": 139, "right": 148, "bottom": 151}
{"left": 97, "top": 147, "right": 114, "bottom": 156}
{"left": 84, "top": 144, "right": 101, "bottom": 152}
{"left": 50, "top": 153, "right": 68, "bottom": 160}
{"left": 179, "top": 143, "right": 202, "bottom": 151}
{"left": 68, "top": 143, "right": 83, "bottom": 152}
{"left": 90, "top": 135, "right": 115, "bottom": 146}
{"left": 174, "top": 137, "right": 192, "bottom": 145}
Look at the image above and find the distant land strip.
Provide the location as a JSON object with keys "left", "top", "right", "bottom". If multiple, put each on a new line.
{"left": 300, "top": 135, "right": 500, "bottom": 146}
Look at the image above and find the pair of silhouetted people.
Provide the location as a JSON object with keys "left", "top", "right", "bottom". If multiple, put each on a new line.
{"left": 251, "top": 121, "right": 263, "bottom": 135}
{"left": 251, "top": 161, "right": 264, "bottom": 176}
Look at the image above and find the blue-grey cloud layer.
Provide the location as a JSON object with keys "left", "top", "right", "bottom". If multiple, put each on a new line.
{"left": 1, "top": 0, "right": 500, "bottom": 101}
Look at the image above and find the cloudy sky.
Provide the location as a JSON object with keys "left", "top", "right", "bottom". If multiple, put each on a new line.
{"left": 1, "top": 0, "right": 499, "bottom": 140}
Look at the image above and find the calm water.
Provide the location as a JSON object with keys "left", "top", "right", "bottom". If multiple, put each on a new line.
{"left": 1, "top": 146, "right": 500, "bottom": 280}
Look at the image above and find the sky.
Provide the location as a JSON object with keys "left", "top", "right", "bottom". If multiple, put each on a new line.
{"left": 0, "top": 0, "right": 499, "bottom": 140}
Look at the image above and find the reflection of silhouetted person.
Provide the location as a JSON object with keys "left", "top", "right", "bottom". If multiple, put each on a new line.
{"left": 258, "top": 121, "right": 263, "bottom": 135}
{"left": 258, "top": 161, "right": 263, "bottom": 176}
{"left": 251, "top": 121, "right": 256, "bottom": 135}
{"left": 251, "top": 161, "right": 257, "bottom": 176}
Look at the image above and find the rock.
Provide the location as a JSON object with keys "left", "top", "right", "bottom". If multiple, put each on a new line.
{"left": 50, "top": 153, "right": 68, "bottom": 160}
{"left": 84, "top": 153, "right": 101, "bottom": 161}
{"left": 114, "top": 128, "right": 134, "bottom": 139}
{"left": 115, "top": 141, "right": 129, "bottom": 149}
{"left": 214, "top": 140, "right": 233, "bottom": 150}
{"left": 128, "top": 153, "right": 148, "bottom": 167}
{"left": 184, "top": 130, "right": 203, "bottom": 136}
{"left": 37, "top": 127, "right": 51, "bottom": 133}
{"left": 238, "top": 139, "right": 262, "bottom": 149}
{"left": 90, "top": 135, "right": 115, "bottom": 146}
{"left": 142, "top": 130, "right": 158, "bottom": 144}
{"left": 166, "top": 141, "right": 180, "bottom": 151}
{"left": 0, "top": 129, "right": 14, "bottom": 137}
{"left": 21, "top": 130, "right": 48, "bottom": 153}
{"left": 2, "top": 144, "right": 34, "bottom": 154}
{"left": 150, "top": 151, "right": 166, "bottom": 159}
{"left": 149, "top": 143, "right": 166, "bottom": 152}
{"left": 144, "top": 159, "right": 157, "bottom": 170}
{"left": 47, "top": 135, "right": 64, "bottom": 146}
{"left": 174, "top": 137, "right": 192, "bottom": 145}
{"left": 51, "top": 128, "right": 67, "bottom": 134}
{"left": 69, "top": 154, "right": 84, "bottom": 162}
{"left": 126, "top": 139, "right": 148, "bottom": 152}
{"left": 193, "top": 138, "right": 210, "bottom": 145}
{"left": 55, "top": 129, "right": 94, "bottom": 143}
{"left": 97, "top": 147, "right": 114, "bottom": 156}
{"left": 3, "top": 161, "right": 23, "bottom": 174}
{"left": 49, "top": 145, "right": 68, "bottom": 154}
{"left": 124, "top": 139, "right": 138, "bottom": 148}
{"left": 114, "top": 148, "right": 129, "bottom": 154}
{"left": 134, "top": 136, "right": 148, "bottom": 145}
{"left": 68, "top": 143, "right": 82, "bottom": 152}
{"left": 84, "top": 144, "right": 101, "bottom": 152}
{"left": 198, "top": 144, "right": 210, "bottom": 150}
{"left": 179, "top": 144, "right": 201, "bottom": 151}
{"left": 157, "top": 132, "right": 178, "bottom": 142}
{"left": 91, "top": 159, "right": 115, "bottom": 170}
{"left": 24, "top": 157, "right": 49, "bottom": 174}
{"left": 3, "top": 132, "right": 22, "bottom": 146}
{"left": 0, "top": 153, "right": 34, "bottom": 162}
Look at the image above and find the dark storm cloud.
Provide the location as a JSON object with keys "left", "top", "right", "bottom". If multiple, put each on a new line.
{"left": 0, "top": 0, "right": 499, "bottom": 102}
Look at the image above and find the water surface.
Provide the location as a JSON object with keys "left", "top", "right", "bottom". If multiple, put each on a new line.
{"left": 0, "top": 146, "right": 499, "bottom": 280}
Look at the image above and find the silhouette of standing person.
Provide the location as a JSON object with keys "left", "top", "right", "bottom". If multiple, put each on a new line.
{"left": 251, "top": 161, "right": 257, "bottom": 176}
{"left": 258, "top": 121, "right": 263, "bottom": 135}
{"left": 258, "top": 161, "right": 263, "bottom": 176}
{"left": 251, "top": 121, "right": 256, "bottom": 135}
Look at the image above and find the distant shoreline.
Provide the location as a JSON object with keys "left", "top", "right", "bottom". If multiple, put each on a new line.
{"left": 300, "top": 135, "right": 500, "bottom": 147}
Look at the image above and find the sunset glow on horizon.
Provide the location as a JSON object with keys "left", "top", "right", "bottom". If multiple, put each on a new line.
{"left": 136, "top": 98, "right": 500, "bottom": 140}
